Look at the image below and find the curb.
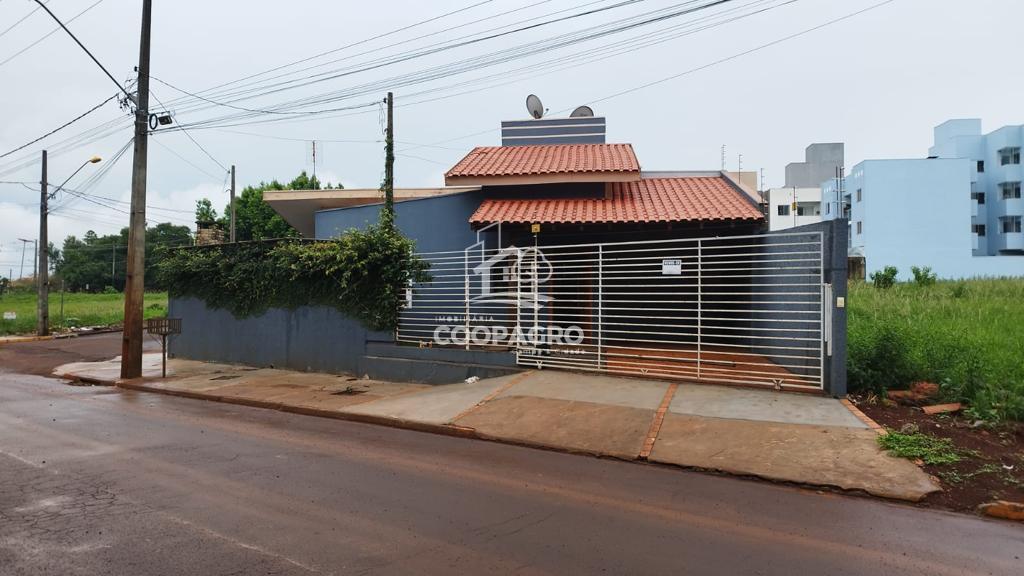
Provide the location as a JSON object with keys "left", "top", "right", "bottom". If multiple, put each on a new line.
{"left": 840, "top": 398, "right": 886, "bottom": 435}
{"left": 114, "top": 380, "right": 478, "bottom": 441}
{"left": 0, "top": 335, "right": 55, "bottom": 346}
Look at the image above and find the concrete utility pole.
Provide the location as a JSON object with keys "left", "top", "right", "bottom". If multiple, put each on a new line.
{"left": 229, "top": 165, "right": 236, "bottom": 242}
{"left": 121, "top": 0, "right": 152, "bottom": 379}
{"left": 38, "top": 150, "right": 48, "bottom": 335}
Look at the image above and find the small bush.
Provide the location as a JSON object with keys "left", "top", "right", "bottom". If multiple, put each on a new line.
{"left": 870, "top": 266, "right": 898, "bottom": 289}
{"left": 878, "top": 431, "right": 961, "bottom": 465}
{"left": 910, "top": 266, "right": 937, "bottom": 287}
{"left": 847, "top": 322, "right": 913, "bottom": 395}
{"left": 949, "top": 282, "right": 969, "bottom": 299}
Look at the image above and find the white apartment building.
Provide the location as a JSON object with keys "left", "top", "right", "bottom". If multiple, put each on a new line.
{"left": 768, "top": 143, "right": 843, "bottom": 231}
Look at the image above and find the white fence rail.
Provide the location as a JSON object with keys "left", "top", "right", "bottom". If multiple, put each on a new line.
{"left": 398, "top": 231, "right": 828, "bottom": 390}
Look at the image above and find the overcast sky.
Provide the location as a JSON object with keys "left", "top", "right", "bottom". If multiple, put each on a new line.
{"left": 1, "top": 0, "right": 1021, "bottom": 275}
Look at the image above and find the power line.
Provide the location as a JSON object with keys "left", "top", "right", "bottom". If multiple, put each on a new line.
{"left": 0, "top": 0, "right": 48, "bottom": 39}
{"left": 150, "top": 90, "right": 229, "bottom": 173}
{"left": 0, "top": 93, "right": 118, "bottom": 159}
{"left": 0, "top": 0, "right": 110, "bottom": 70}
{"left": 24, "top": 0, "right": 127, "bottom": 97}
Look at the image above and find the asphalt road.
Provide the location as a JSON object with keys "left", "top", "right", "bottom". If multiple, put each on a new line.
{"left": 0, "top": 336, "right": 1021, "bottom": 575}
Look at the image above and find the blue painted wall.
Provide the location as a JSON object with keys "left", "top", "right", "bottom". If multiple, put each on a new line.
{"left": 315, "top": 190, "right": 484, "bottom": 253}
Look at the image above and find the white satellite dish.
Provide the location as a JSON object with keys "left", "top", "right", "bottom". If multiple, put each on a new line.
{"left": 526, "top": 94, "right": 544, "bottom": 119}
{"left": 570, "top": 105, "right": 594, "bottom": 118}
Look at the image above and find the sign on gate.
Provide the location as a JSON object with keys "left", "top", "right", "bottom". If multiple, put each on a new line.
{"left": 398, "top": 231, "right": 829, "bottom": 391}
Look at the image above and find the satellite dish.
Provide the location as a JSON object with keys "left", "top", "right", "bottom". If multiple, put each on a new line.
{"left": 526, "top": 94, "right": 544, "bottom": 119}
{"left": 570, "top": 105, "right": 594, "bottom": 118}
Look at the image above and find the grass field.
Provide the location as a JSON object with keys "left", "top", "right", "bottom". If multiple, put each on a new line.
{"left": 848, "top": 278, "right": 1024, "bottom": 421}
{"left": 0, "top": 291, "right": 167, "bottom": 336}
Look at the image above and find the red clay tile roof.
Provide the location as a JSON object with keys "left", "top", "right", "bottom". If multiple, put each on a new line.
{"left": 446, "top": 144, "right": 639, "bottom": 179}
{"left": 468, "top": 177, "right": 764, "bottom": 225}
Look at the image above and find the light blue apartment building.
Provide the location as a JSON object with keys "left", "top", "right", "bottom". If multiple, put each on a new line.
{"left": 822, "top": 119, "right": 1023, "bottom": 279}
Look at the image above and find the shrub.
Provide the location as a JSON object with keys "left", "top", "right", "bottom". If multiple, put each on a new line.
{"left": 870, "top": 266, "right": 898, "bottom": 289}
{"left": 156, "top": 225, "right": 430, "bottom": 331}
{"left": 949, "top": 282, "right": 969, "bottom": 299}
{"left": 910, "top": 266, "right": 937, "bottom": 287}
{"left": 847, "top": 322, "right": 913, "bottom": 395}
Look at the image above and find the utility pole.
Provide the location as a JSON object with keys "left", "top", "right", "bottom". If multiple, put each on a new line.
{"left": 382, "top": 92, "right": 395, "bottom": 229}
{"left": 38, "top": 150, "right": 48, "bottom": 335}
{"left": 112, "top": 242, "right": 116, "bottom": 286}
{"left": 229, "top": 165, "right": 236, "bottom": 242}
{"left": 17, "top": 238, "right": 30, "bottom": 279}
{"left": 32, "top": 240, "right": 37, "bottom": 282}
{"left": 121, "top": 0, "right": 152, "bottom": 380}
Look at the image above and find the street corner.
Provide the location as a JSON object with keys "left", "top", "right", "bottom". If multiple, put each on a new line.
{"left": 648, "top": 413, "right": 942, "bottom": 502}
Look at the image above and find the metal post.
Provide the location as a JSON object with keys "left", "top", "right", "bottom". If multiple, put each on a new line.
{"left": 111, "top": 242, "right": 116, "bottom": 286}
{"left": 60, "top": 280, "right": 65, "bottom": 327}
{"left": 37, "top": 150, "right": 48, "bottom": 335}
{"left": 697, "top": 239, "right": 702, "bottom": 381}
{"left": 121, "top": 0, "right": 152, "bottom": 379}
{"left": 229, "top": 164, "right": 236, "bottom": 242}
{"left": 463, "top": 248, "right": 470, "bottom": 351}
{"left": 162, "top": 334, "right": 167, "bottom": 378}
{"left": 597, "top": 244, "right": 603, "bottom": 369}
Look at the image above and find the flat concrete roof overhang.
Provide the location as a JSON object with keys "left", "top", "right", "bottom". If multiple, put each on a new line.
{"left": 264, "top": 187, "right": 479, "bottom": 237}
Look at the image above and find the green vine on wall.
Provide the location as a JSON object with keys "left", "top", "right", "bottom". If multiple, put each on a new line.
{"left": 156, "top": 225, "right": 429, "bottom": 331}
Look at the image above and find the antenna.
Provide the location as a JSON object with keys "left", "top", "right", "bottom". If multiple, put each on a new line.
{"left": 570, "top": 105, "right": 594, "bottom": 118}
{"left": 720, "top": 145, "right": 726, "bottom": 171}
{"left": 526, "top": 94, "right": 544, "bottom": 119}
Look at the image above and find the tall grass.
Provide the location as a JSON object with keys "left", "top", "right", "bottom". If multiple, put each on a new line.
{"left": 0, "top": 291, "right": 167, "bottom": 336}
{"left": 848, "top": 279, "right": 1024, "bottom": 421}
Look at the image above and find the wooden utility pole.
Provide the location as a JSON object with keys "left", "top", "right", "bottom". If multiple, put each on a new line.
{"left": 229, "top": 164, "right": 236, "bottom": 242}
{"left": 37, "top": 150, "right": 48, "bottom": 335}
{"left": 383, "top": 92, "right": 394, "bottom": 229}
{"left": 121, "top": 0, "right": 152, "bottom": 379}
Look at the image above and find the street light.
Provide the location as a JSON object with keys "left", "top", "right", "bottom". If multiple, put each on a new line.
{"left": 37, "top": 153, "right": 103, "bottom": 336}
{"left": 47, "top": 155, "right": 102, "bottom": 205}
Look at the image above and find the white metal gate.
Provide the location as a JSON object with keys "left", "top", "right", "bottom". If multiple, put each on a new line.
{"left": 398, "top": 231, "right": 830, "bottom": 391}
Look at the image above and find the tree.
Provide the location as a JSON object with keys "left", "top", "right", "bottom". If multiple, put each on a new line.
{"left": 53, "top": 222, "right": 192, "bottom": 292}
{"left": 198, "top": 170, "right": 338, "bottom": 242}
{"left": 195, "top": 198, "right": 218, "bottom": 224}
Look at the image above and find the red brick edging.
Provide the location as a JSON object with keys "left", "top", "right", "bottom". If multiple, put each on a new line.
{"left": 840, "top": 398, "right": 886, "bottom": 435}
{"left": 639, "top": 383, "right": 679, "bottom": 460}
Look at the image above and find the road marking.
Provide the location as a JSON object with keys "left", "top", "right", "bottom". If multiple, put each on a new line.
{"left": 639, "top": 382, "right": 678, "bottom": 460}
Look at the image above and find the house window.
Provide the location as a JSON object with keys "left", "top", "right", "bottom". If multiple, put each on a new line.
{"left": 977, "top": 160, "right": 985, "bottom": 173}
{"left": 999, "top": 181, "right": 1022, "bottom": 199}
{"left": 971, "top": 191, "right": 985, "bottom": 205}
{"left": 825, "top": 203, "right": 830, "bottom": 215}
{"left": 777, "top": 205, "right": 790, "bottom": 216}
{"left": 856, "top": 188, "right": 862, "bottom": 202}
{"left": 796, "top": 205, "right": 805, "bottom": 216}
{"left": 999, "top": 147, "right": 1021, "bottom": 166}
{"left": 973, "top": 224, "right": 986, "bottom": 237}
{"left": 1001, "top": 216, "right": 1023, "bottom": 234}
{"left": 856, "top": 221, "right": 862, "bottom": 235}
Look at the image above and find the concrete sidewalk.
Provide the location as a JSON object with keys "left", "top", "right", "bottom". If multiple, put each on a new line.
{"left": 54, "top": 353, "right": 940, "bottom": 502}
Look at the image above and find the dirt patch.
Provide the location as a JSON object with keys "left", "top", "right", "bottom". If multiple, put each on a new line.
{"left": 857, "top": 398, "right": 1024, "bottom": 513}
{"left": 0, "top": 332, "right": 158, "bottom": 377}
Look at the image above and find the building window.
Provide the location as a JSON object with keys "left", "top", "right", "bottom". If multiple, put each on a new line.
{"left": 777, "top": 205, "right": 789, "bottom": 216}
{"left": 973, "top": 224, "right": 986, "bottom": 237}
{"left": 999, "top": 147, "right": 1021, "bottom": 166}
{"left": 796, "top": 205, "right": 805, "bottom": 216}
{"left": 856, "top": 188, "right": 862, "bottom": 202}
{"left": 999, "top": 181, "right": 1022, "bottom": 199}
{"left": 856, "top": 221, "right": 862, "bottom": 235}
{"left": 977, "top": 160, "right": 985, "bottom": 173}
{"left": 1001, "top": 216, "right": 1023, "bottom": 234}
{"left": 971, "top": 191, "right": 985, "bottom": 205}
{"left": 825, "top": 203, "right": 830, "bottom": 215}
